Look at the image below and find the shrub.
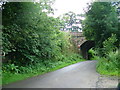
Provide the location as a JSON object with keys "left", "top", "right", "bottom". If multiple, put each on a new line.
{"left": 103, "top": 34, "right": 117, "bottom": 55}
{"left": 96, "top": 34, "right": 119, "bottom": 76}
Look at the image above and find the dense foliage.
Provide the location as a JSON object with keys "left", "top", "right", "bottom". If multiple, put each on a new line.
{"left": 2, "top": 2, "right": 59, "bottom": 62}
{"left": 95, "top": 34, "right": 119, "bottom": 76}
{"left": 2, "top": 1, "right": 83, "bottom": 83}
{"left": 82, "top": 2, "right": 119, "bottom": 48}
{"left": 83, "top": 2, "right": 120, "bottom": 76}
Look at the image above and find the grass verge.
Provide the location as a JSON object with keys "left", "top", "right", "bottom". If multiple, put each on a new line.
{"left": 96, "top": 67, "right": 119, "bottom": 76}
{"left": 95, "top": 55, "right": 119, "bottom": 76}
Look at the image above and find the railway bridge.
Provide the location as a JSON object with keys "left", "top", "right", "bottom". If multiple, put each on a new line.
{"left": 70, "top": 32, "right": 95, "bottom": 59}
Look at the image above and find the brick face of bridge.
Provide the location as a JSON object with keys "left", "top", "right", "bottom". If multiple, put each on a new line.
{"left": 70, "top": 32, "right": 87, "bottom": 47}
{"left": 70, "top": 32, "right": 95, "bottom": 59}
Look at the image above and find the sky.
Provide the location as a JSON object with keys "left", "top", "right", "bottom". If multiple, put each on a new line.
{"left": 52, "top": 0, "right": 93, "bottom": 17}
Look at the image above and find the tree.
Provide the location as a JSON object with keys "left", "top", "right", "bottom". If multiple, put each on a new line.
{"left": 113, "top": 1, "right": 120, "bottom": 47}
{"left": 2, "top": 2, "right": 62, "bottom": 65}
{"left": 59, "top": 11, "right": 82, "bottom": 32}
{"left": 82, "top": 2, "right": 118, "bottom": 48}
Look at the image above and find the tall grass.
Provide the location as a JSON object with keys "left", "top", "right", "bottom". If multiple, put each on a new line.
{"left": 96, "top": 50, "right": 119, "bottom": 76}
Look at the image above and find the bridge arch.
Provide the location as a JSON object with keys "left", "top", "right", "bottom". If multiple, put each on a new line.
{"left": 64, "top": 31, "right": 95, "bottom": 59}
{"left": 80, "top": 40, "right": 95, "bottom": 59}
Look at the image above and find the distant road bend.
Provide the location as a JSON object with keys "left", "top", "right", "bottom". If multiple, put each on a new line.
{"left": 3, "top": 60, "right": 118, "bottom": 88}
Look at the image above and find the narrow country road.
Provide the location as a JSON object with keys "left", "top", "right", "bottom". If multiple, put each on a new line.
{"left": 3, "top": 60, "right": 118, "bottom": 88}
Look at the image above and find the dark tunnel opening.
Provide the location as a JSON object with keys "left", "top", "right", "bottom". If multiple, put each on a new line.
{"left": 80, "top": 41, "right": 95, "bottom": 60}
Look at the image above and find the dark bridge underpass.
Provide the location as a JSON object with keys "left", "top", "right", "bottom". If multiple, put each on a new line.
{"left": 70, "top": 32, "right": 95, "bottom": 59}
{"left": 80, "top": 40, "right": 95, "bottom": 59}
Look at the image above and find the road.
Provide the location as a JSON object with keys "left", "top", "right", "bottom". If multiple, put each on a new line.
{"left": 3, "top": 60, "right": 119, "bottom": 88}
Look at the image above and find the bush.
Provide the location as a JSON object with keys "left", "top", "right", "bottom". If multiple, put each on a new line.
{"left": 103, "top": 34, "right": 117, "bottom": 55}
{"left": 96, "top": 50, "right": 119, "bottom": 76}
{"left": 95, "top": 34, "right": 119, "bottom": 76}
{"left": 88, "top": 48, "right": 98, "bottom": 60}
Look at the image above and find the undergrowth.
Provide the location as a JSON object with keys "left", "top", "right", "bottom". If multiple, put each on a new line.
{"left": 95, "top": 50, "right": 119, "bottom": 76}
{"left": 92, "top": 34, "right": 120, "bottom": 76}
{"left": 2, "top": 54, "right": 84, "bottom": 85}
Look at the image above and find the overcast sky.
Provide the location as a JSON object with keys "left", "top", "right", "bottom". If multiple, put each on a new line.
{"left": 52, "top": 0, "right": 93, "bottom": 17}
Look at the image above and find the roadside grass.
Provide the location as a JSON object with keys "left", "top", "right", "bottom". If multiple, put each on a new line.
{"left": 95, "top": 50, "right": 119, "bottom": 76}
{"left": 96, "top": 59, "right": 119, "bottom": 76}
{"left": 96, "top": 61, "right": 119, "bottom": 76}
{"left": 2, "top": 58, "right": 85, "bottom": 85}
{"left": 96, "top": 66, "right": 119, "bottom": 76}
{"left": 2, "top": 73, "right": 35, "bottom": 86}
{"left": 89, "top": 48, "right": 119, "bottom": 76}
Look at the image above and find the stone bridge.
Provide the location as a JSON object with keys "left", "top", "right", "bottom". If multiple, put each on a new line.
{"left": 70, "top": 32, "right": 95, "bottom": 59}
